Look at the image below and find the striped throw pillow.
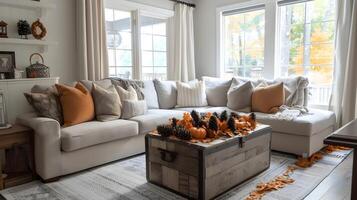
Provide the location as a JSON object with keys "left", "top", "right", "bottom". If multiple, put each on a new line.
{"left": 176, "top": 81, "right": 208, "bottom": 107}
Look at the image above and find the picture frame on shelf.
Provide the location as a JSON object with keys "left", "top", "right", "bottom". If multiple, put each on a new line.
{"left": 0, "top": 51, "right": 15, "bottom": 79}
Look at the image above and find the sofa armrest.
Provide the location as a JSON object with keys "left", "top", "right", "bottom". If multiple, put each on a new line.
{"left": 16, "top": 113, "right": 62, "bottom": 180}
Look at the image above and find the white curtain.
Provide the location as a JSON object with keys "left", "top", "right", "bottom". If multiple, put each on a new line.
{"left": 329, "top": 0, "right": 357, "bottom": 126}
{"left": 168, "top": 3, "right": 196, "bottom": 82}
{"left": 76, "top": 0, "right": 108, "bottom": 81}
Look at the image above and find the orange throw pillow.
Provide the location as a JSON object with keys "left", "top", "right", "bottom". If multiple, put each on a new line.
{"left": 252, "top": 82, "right": 285, "bottom": 113}
{"left": 56, "top": 83, "right": 95, "bottom": 126}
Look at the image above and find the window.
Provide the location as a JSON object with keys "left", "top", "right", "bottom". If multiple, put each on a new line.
{"left": 104, "top": 0, "right": 173, "bottom": 80}
{"left": 141, "top": 16, "right": 168, "bottom": 80}
{"left": 222, "top": 7, "right": 265, "bottom": 79}
{"left": 218, "top": 0, "right": 336, "bottom": 106}
{"left": 106, "top": 9, "right": 133, "bottom": 79}
{"left": 278, "top": 0, "right": 336, "bottom": 105}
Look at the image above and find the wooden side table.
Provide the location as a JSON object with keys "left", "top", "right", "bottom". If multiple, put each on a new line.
{"left": 324, "top": 119, "right": 357, "bottom": 200}
{"left": 0, "top": 124, "right": 35, "bottom": 190}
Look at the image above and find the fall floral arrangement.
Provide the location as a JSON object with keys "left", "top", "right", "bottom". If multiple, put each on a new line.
{"left": 155, "top": 110, "right": 257, "bottom": 142}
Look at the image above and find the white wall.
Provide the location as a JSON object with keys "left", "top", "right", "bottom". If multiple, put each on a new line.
{"left": 193, "top": 0, "right": 249, "bottom": 78}
{"left": 0, "top": 0, "right": 77, "bottom": 84}
{"left": 130, "top": 0, "right": 174, "bottom": 10}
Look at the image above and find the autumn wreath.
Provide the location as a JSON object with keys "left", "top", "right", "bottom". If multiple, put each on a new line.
{"left": 31, "top": 19, "right": 47, "bottom": 40}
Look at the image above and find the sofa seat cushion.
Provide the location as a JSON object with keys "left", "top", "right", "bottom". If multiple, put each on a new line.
{"left": 61, "top": 120, "right": 139, "bottom": 152}
{"left": 174, "top": 106, "right": 228, "bottom": 113}
{"left": 255, "top": 108, "right": 335, "bottom": 136}
{"left": 129, "top": 109, "right": 185, "bottom": 134}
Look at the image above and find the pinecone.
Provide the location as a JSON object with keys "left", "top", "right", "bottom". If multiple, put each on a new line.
{"left": 227, "top": 117, "right": 236, "bottom": 133}
{"left": 220, "top": 110, "right": 228, "bottom": 122}
{"left": 249, "top": 113, "right": 256, "bottom": 121}
{"left": 191, "top": 110, "right": 201, "bottom": 127}
{"left": 175, "top": 126, "right": 192, "bottom": 140}
{"left": 208, "top": 116, "right": 218, "bottom": 131}
{"left": 230, "top": 112, "right": 240, "bottom": 119}
{"left": 157, "top": 125, "right": 173, "bottom": 137}
{"left": 198, "top": 120, "right": 208, "bottom": 128}
{"left": 213, "top": 112, "right": 219, "bottom": 119}
{"left": 171, "top": 117, "right": 178, "bottom": 127}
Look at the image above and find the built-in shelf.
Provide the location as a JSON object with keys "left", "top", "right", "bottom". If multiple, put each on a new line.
{"left": 0, "top": 0, "right": 56, "bottom": 10}
{"left": 0, "top": 38, "right": 57, "bottom": 52}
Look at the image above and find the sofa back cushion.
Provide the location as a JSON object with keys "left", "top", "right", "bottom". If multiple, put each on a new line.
{"left": 110, "top": 78, "right": 145, "bottom": 100}
{"left": 143, "top": 80, "right": 159, "bottom": 109}
{"left": 92, "top": 83, "right": 121, "bottom": 122}
{"left": 80, "top": 79, "right": 112, "bottom": 91}
{"left": 176, "top": 81, "right": 208, "bottom": 107}
{"left": 153, "top": 79, "right": 177, "bottom": 109}
{"left": 55, "top": 83, "right": 95, "bottom": 126}
{"left": 202, "top": 76, "right": 232, "bottom": 106}
{"left": 252, "top": 82, "right": 285, "bottom": 113}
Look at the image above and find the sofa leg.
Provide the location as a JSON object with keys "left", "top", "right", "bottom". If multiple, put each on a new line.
{"left": 42, "top": 177, "right": 60, "bottom": 183}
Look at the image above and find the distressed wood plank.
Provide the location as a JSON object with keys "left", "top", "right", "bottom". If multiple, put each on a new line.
{"left": 205, "top": 150, "right": 270, "bottom": 200}
{"left": 149, "top": 147, "right": 199, "bottom": 176}
{"left": 162, "top": 166, "right": 179, "bottom": 191}
{"left": 149, "top": 162, "right": 162, "bottom": 184}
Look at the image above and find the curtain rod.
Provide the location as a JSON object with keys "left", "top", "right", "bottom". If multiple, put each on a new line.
{"left": 170, "top": 0, "right": 196, "bottom": 8}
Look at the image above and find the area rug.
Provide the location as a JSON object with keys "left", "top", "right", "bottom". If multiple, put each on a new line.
{"left": 0, "top": 149, "right": 351, "bottom": 200}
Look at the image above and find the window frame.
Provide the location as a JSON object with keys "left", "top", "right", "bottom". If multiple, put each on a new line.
{"left": 217, "top": 0, "right": 278, "bottom": 79}
{"left": 216, "top": 0, "right": 336, "bottom": 108}
{"left": 105, "top": 0, "right": 174, "bottom": 80}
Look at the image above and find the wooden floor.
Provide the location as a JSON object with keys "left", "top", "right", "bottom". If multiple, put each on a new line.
{"left": 304, "top": 152, "right": 353, "bottom": 200}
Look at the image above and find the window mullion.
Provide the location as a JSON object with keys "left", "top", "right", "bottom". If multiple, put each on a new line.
{"left": 263, "top": 0, "right": 278, "bottom": 79}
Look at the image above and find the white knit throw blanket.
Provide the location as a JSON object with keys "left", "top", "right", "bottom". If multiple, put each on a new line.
{"left": 269, "top": 105, "right": 309, "bottom": 121}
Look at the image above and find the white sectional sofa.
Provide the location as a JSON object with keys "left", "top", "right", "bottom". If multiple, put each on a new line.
{"left": 17, "top": 77, "right": 336, "bottom": 181}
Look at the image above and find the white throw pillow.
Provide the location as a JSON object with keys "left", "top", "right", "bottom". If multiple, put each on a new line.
{"left": 176, "top": 81, "right": 208, "bottom": 107}
{"left": 143, "top": 80, "right": 159, "bottom": 109}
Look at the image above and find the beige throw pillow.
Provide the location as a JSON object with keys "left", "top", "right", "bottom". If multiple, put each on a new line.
{"left": 121, "top": 100, "right": 148, "bottom": 119}
{"left": 252, "top": 82, "right": 285, "bottom": 113}
{"left": 115, "top": 85, "right": 138, "bottom": 104}
{"left": 176, "top": 81, "right": 208, "bottom": 107}
{"left": 92, "top": 83, "right": 121, "bottom": 121}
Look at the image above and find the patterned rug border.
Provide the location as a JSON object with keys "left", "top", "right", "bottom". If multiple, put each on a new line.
{"left": 0, "top": 149, "right": 352, "bottom": 200}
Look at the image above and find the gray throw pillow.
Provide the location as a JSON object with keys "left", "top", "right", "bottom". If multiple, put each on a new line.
{"left": 24, "top": 85, "right": 63, "bottom": 124}
{"left": 121, "top": 100, "right": 148, "bottom": 119}
{"left": 92, "top": 83, "right": 121, "bottom": 121}
{"left": 143, "top": 80, "right": 159, "bottom": 109}
{"left": 227, "top": 81, "right": 254, "bottom": 111}
{"left": 153, "top": 79, "right": 177, "bottom": 109}
{"left": 202, "top": 76, "right": 232, "bottom": 106}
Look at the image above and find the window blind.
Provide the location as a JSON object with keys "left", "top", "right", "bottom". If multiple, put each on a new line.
{"left": 222, "top": 4, "right": 265, "bottom": 16}
{"left": 278, "top": 0, "right": 313, "bottom": 6}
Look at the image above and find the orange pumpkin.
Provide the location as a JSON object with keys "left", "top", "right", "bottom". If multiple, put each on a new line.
{"left": 219, "top": 121, "right": 228, "bottom": 132}
{"left": 189, "top": 127, "right": 207, "bottom": 139}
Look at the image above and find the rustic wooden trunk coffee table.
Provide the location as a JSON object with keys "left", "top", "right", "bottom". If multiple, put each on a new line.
{"left": 145, "top": 124, "right": 272, "bottom": 200}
